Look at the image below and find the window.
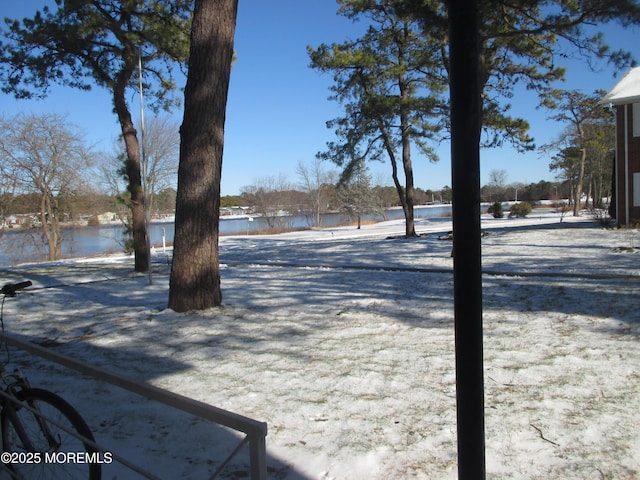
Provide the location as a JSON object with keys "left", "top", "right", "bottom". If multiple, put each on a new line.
{"left": 634, "top": 103, "right": 640, "bottom": 137}
{"left": 635, "top": 172, "right": 640, "bottom": 207}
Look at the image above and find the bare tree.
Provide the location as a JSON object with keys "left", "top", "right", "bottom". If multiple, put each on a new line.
{"left": 337, "top": 164, "right": 379, "bottom": 229}
{"left": 296, "top": 158, "right": 337, "bottom": 226}
{"left": 97, "top": 116, "right": 179, "bottom": 252}
{"left": 583, "top": 121, "right": 614, "bottom": 209}
{"left": 0, "top": 113, "right": 92, "bottom": 260}
{"left": 488, "top": 169, "right": 508, "bottom": 189}
{"left": 483, "top": 169, "right": 509, "bottom": 202}
{"left": 139, "top": 116, "right": 179, "bottom": 217}
{"left": 242, "top": 174, "right": 294, "bottom": 229}
{"left": 0, "top": 157, "right": 19, "bottom": 230}
{"left": 94, "top": 149, "right": 137, "bottom": 252}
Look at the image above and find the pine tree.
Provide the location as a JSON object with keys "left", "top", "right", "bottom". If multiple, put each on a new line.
{"left": 1, "top": 0, "right": 192, "bottom": 271}
{"left": 168, "top": 0, "right": 239, "bottom": 312}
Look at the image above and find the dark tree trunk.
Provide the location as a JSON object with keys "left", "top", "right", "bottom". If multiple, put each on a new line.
{"left": 378, "top": 118, "right": 416, "bottom": 237}
{"left": 608, "top": 153, "right": 616, "bottom": 219}
{"left": 40, "top": 193, "right": 61, "bottom": 261}
{"left": 168, "top": 0, "right": 238, "bottom": 312}
{"left": 573, "top": 146, "right": 587, "bottom": 216}
{"left": 399, "top": 77, "right": 416, "bottom": 238}
{"left": 114, "top": 76, "right": 149, "bottom": 273}
{"left": 448, "top": 0, "right": 486, "bottom": 477}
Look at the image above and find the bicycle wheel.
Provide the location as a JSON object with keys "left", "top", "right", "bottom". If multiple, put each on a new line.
{"left": 1, "top": 388, "right": 101, "bottom": 480}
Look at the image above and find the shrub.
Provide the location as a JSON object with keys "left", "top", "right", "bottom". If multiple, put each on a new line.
{"left": 123, "top": 238, "right": 135, "bottom": 255}
{"left": 487, "top": 201, "right": 504, "bottom": 219}
{"left": 588, "top": 206, "right": 614, "bottom": 228}
{"left": 509, "top": 202, "right": 532, "bottom": 218}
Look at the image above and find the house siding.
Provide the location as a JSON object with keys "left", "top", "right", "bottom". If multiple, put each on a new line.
{"left": 616, "top": 104, "right": 640, "bottom": 224}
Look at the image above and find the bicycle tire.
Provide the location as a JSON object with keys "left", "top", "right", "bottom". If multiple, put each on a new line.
{"left": 1, "top": 387, "right": 101, "bottom": 480}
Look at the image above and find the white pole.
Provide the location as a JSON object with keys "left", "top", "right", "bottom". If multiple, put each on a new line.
{"left": 624, "top": 105, "right": 629, "bottom": 225}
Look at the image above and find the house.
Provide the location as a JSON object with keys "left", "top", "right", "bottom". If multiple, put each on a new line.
{"left": 602, "top": 66, "right": 640, "bottom": 226}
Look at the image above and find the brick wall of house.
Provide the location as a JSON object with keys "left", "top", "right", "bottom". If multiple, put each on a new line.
{"left": 615, "top": 103, "right": 640, "bottom": 225}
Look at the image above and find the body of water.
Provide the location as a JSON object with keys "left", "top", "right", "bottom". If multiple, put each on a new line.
{"left": 0, "top": 205, "right": 452, "bottom": 266}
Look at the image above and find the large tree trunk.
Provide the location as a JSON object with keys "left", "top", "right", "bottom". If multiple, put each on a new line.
{"left": 168, "top": 0, "right": 238, "bottom": 312}
{"left": 114, "top": 76, "right": 149, "bottom": 273}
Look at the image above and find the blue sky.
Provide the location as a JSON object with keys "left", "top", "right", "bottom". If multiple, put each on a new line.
{"left": 1, "top": 1, "right": 638, "bottom": 196}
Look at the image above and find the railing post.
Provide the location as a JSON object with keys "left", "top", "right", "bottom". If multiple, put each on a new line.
{"left": 249, "top": 432, "right": 267, "bottom": 480}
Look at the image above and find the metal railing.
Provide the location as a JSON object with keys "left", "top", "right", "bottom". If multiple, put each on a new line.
{"left": 0, "top": 332, "right": 268, "bottom": 480}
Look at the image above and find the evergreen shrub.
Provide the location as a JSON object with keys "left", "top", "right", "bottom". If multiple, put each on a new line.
{"left": 488, "top": 201, "right": 504, "bottom": 218}
{"left": 509, "top": 202, "right": 532, "bottom": 218}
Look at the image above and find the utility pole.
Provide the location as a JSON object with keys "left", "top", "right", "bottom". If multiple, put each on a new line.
{"left": 448, "top": 0, "right": 486, "bottom": 478}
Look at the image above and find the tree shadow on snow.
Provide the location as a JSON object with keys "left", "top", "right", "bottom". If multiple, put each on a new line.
{"left": 483, "top": 275, "right": 639, "bottom": 334}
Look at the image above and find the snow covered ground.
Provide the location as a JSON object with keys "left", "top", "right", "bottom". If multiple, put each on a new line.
{"left": 0, "top": 211, "right": 638, "bottom": 479}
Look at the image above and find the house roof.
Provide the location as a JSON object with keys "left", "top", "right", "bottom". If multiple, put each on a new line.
{"left": 602, "top": 66, "right": 640, "bottom": 105}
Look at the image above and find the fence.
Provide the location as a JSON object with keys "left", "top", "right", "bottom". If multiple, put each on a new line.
{"left": 0, "top": 332, "right": 268, "bottom": 480}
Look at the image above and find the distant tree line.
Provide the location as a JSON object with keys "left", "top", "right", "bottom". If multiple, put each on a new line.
{"left": 1, "top": 188, "right": 177, "bottom": 221}
{"left": 1, "top": 192, "right": 113, "bottom": 218}
{"left": 480, "top": 173, "right": 572, "bottom": 204}
{"left": 226, "top": 167, "right": 571, "bottom": 226}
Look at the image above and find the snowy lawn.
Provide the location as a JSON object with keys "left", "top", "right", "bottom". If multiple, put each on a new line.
{"left": 0, "top": 212, "right": 638, "bottom": 479}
